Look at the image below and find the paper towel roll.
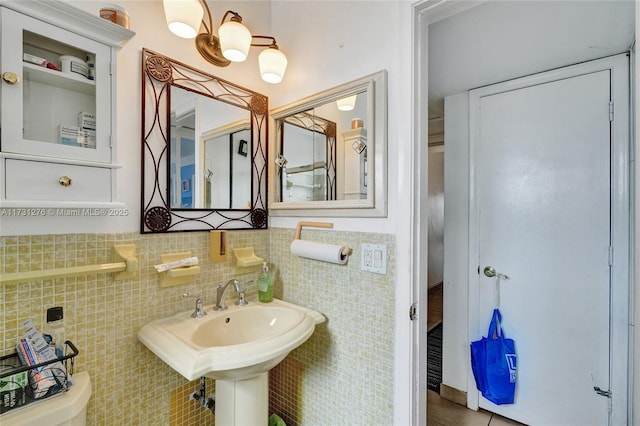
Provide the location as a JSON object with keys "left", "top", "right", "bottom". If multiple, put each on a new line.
{"left": 290, "top": 240, "right": 349, "bottom": 265}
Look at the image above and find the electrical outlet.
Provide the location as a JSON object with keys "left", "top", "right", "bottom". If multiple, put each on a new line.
{"left": 361, "top": 243, "right": 387, "bottom": 274}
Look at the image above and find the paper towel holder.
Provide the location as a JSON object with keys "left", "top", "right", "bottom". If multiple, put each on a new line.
{"left": 294, "top": 221, "right": 353, "bottom": 257}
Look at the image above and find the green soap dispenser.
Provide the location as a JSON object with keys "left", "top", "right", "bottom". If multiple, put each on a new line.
{"left": 257, "top": 262, "right": 273, "bottom": 303}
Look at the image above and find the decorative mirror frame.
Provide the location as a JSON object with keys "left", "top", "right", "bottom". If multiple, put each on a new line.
{"left": 277, "top": 112, "right": 337, "bottom": 201}
{"left": 141, "top": 48, "right": 268, "bottom": 233}
{"left": 269, "top": 70, "right": 387, "bottom": 217}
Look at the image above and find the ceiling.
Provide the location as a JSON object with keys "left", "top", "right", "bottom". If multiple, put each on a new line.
{"left": 427, "top": 0, "right": 635, "bottom": 122}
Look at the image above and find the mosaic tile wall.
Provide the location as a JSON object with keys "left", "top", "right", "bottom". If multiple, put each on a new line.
{"left": 0, "top": 228, "right": 395, "bottom": 425}
{"left": 268, "top": 228, "right": 395, "bottom": 425}
{"left": 0, "top": 231, "right": 268, "bottom": 425}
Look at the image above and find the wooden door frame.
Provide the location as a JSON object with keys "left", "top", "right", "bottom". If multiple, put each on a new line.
{"left": 467, "top": 54, "right": 631, "bottom": 423}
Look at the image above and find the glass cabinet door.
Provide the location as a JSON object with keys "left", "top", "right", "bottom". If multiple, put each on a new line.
{"left": 1, "top": 7, "right": 111, "bottom": 163}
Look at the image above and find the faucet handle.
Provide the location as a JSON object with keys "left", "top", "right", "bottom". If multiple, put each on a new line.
{"left": 183, "top": 292, "right": 202, "bottom": 301}
{"left": 235, "top": 284, "right": 248, "bottom": 306}
{"left": 183, "top": 293, "right": 206, "bottom": 318}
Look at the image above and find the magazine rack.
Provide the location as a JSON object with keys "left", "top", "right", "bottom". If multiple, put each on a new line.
{"left": 0, "top": 340, "right": 78, "bottom": 414}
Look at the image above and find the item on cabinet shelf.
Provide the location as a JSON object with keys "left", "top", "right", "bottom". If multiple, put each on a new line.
{"left": 59, "top": 124, "right": 96, "bottom": 149}
{"left": 157, "top": 252, "right": 200, "bottom": 287}
{"left": 78, "top": 112, "right": 96, "bottom": 130}
{"left": 99, "top": 3, "right": 130, "bottom": 29}
{"left": 59, "top": 125, "right": 83, "bottom": 147}
{"left": 232, "top": 247, "right": 265, "bottom": 267}
{"left": 43, "top": 307, "right": 65, "bottom": 359}
{"left": 22, "top": 53, "right": 47, "bottom": 67}
{"left": 59, "top": 55, "right": 89, "bottom": 78}
{"left": 351, "top": 117, "right": 364, "bottom": 129}
{"left": 85, "top": 54, "right": 96, "bottom": 80}
{"left": 257, "top": 262, "right": 274, "bottom": 303}
{"left": 209, "top": 230, "right": 227, "bottom": 263}
{"left": 82, "top": 129, "right": 96, "bottom": 148}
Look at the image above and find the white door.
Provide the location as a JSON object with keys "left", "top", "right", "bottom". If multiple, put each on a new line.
{"left": 469, "top": 55, "right": 629, "bottom": 425}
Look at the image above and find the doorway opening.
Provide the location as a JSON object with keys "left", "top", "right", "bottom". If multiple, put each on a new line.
{"left": 416, "top": 1, "right": 635, "bottom": 425}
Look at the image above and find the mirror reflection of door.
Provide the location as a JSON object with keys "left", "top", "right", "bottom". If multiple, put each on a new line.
{"left": 281, "top": 119, "right": 331, "bottom": 202}
{"left": 170, "top": 104, "right": 196, "bottom": 209}
{"left": 202, "top": 123, "right": 252, "bottom": 209}
{"left": 170, "top": 86, "right": 252, "bottom": 210}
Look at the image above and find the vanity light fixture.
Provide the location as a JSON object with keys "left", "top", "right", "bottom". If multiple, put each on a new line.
{"left": 162, "top": 0, "right": 288, "bottom": 84}
{"left": 336, "top": 95, "right": 357, "bottom": 111}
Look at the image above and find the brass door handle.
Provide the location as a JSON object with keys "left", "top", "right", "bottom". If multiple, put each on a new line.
{"left": 2, "top": 72, "right": 19, "bottom": 85}
{"left": 58, "top": 176, "right": 72, "bottom": 187}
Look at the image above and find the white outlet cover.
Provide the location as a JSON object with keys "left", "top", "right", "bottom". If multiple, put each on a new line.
{"left": 361, "top": 243, "right": 387, "bottom": 274}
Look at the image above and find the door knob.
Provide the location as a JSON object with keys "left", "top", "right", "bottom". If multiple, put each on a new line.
{"left": 483, "top": 266, "right": 496, "bottom": 277}
{"left": 483, "top": 266, "right": 510, "bottom": 280}
{"left": 2, "top": 72, "right": 19, "bottom": 85}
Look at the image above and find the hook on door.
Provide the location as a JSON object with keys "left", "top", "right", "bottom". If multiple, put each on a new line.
{"left": 483, "top": 265, "right": 510, "bottom": 308}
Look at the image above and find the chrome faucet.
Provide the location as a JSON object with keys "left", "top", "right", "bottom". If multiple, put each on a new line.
{"left": 215, "top": 279, "right": 244, "bottom": 311}
{"left": 183, "top": 293, "right": 206, "bottom": 318}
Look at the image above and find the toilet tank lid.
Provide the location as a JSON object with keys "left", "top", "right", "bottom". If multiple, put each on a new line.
{"left": 1, "top": 371, "right": 91, "bottom": 425}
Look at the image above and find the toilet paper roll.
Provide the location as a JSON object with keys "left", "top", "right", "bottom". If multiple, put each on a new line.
{"left": 290, "top": 240, "right": 349, "bottom": 265}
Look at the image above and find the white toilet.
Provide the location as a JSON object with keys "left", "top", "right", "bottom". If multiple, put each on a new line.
{"left": 1, "top": 371, "right": 91, "bottom": 425}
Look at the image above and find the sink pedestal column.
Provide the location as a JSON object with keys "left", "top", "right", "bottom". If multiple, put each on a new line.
{"left": 215, "top": 372, "right": 269, "bottom": 425}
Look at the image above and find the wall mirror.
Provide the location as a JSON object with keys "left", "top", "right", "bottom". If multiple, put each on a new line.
{"left": 270, "top": 70, "right": 387, "bottom": 217}
{"left": 141, "top": 48, "right": 268, "bottom": 232}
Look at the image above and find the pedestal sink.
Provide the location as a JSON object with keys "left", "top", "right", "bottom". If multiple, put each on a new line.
{"left": 137, "top": 298, "right": 324, "bottom": 425}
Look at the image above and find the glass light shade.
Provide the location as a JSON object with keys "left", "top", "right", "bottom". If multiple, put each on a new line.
{"left": 336, "top": 95, "right": 357, "bottom": 111}
{"left": 219, "top": 21, "right": 252, "bottom": 62}
{"left": 259, "top": 48, "right": 288, "bottom": 84}
{"left": 163, "top": 0, "right": 204, "bottom": 39}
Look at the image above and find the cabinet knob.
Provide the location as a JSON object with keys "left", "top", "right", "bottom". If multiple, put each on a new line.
{"left": 1, "top": 72, "right": 19, "bottom": 85}
{"left": 58, "top": 176, "right": 72, "bottom": 187}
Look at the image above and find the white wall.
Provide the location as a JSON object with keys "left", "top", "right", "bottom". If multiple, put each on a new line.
{"left": 268, "top": 2, "right": 415, "bottom": 424}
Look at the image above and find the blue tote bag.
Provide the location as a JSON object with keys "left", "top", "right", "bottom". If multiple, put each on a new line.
{"left": 470, "top": 308, "right": 517, "bottom": 405}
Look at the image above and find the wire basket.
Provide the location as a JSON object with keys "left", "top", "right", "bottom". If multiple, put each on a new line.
{"left": 0, "top": 340, "right": 78, "bottom": 415}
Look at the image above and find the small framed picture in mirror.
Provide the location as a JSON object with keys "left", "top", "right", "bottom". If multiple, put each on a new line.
{"left": 238, "top": 139, "right": 248, "bottom": 157}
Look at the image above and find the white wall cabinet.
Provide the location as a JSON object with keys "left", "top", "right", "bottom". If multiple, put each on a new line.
{"left": 0, "top": 0, "right": 134, "bottom": 208}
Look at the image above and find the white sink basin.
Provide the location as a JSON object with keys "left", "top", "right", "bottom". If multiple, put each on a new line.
{"left": 137, "top": 298, "right": 325, "bottom": 381}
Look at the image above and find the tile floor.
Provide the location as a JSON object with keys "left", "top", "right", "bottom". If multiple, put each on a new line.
{"left": 427, "top": 390, "right": 525, "bottom": 425}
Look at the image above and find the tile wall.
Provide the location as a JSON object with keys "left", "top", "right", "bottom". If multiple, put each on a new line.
{"left": 268, "top": 228, "right": 395, "bottom": 425}
{"left": 0, "top": 228, "right": 394, "bottom": 425}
